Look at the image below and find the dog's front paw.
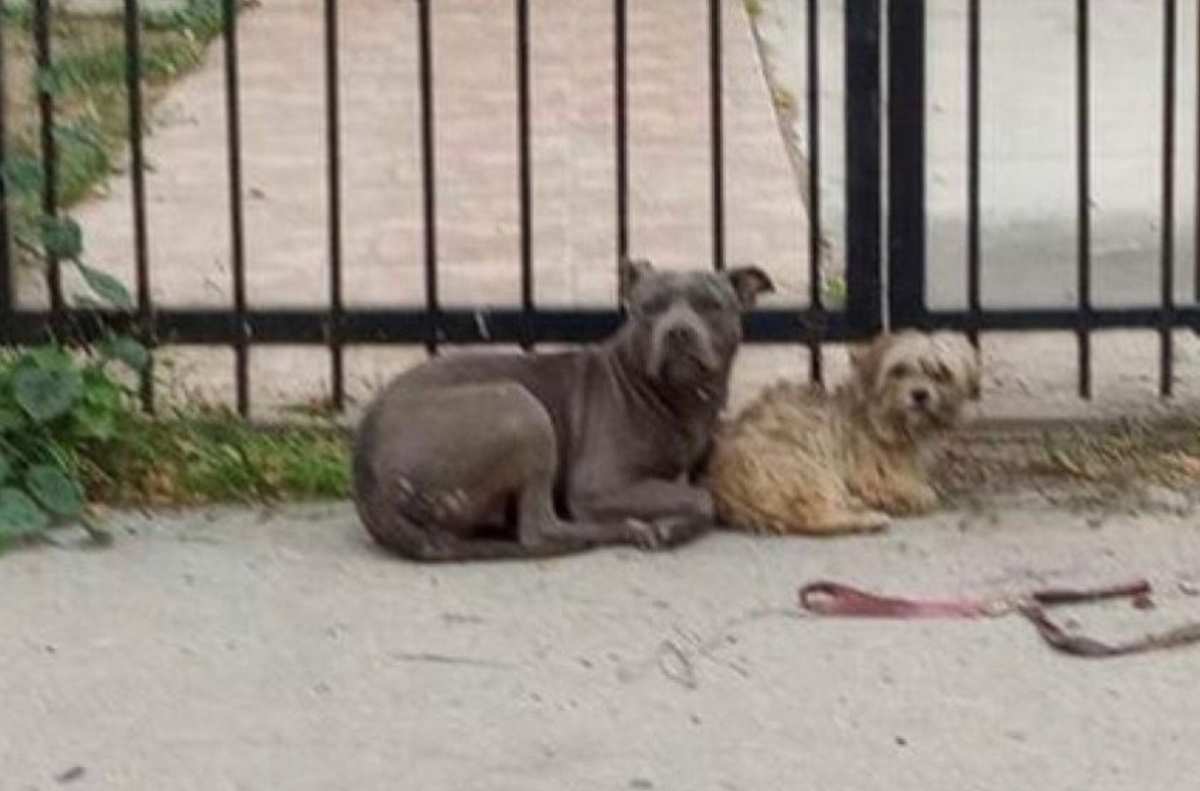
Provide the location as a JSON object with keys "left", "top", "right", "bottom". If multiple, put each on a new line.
{"left": 902, "top": 485, "right": 940, "bottom": 515}
{"left": 625, "top": 517, "right": 710, "bottom": 550}
{"left": 856, "top": 509, "right": 892, "bottom": 532}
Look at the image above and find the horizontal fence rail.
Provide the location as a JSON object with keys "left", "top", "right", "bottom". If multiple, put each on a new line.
{"left": 0, "top": 1, "right": 1197, "bottom": 415}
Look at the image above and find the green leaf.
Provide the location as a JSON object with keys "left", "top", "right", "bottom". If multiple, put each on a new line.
{"left": 13, "top": 365, "right": 85, "bottom": 423}
{"left": 0, "top": 487, "right": 49, "bottom": 537}
{"left": 82, "top": 367, "right": 125, "bottom": 406}
{"left": 25, "top": 465, "right": 84, "bottom": 518}
{"left": 39, "top": 215, "right": 83, "bottom": 260}
{"left": 23, "top": 345, "right": 73, "bottom": 370}
{"left": 0, "top": 453, "right": 9, "bottom": 483}
{"left": 98, "top": 335, "right": 150, "bottom": 372}
{"left": 72, "top": 402, "right": 118, "bottom": 441}
{"left": 75, "top": 262, "right": 133, "bottom": 309}
{"left": 69, "top": 368, "right": 127, "bottom": 441}
{"left": 0, "top": 407, "right": 25, "bottom": 433}
{"left": 4, "top": 156, "right": 44, "bottom": 194}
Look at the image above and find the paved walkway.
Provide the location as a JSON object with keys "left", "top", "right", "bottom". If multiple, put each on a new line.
{"left": 3, "top": 500, "right": 1199, "bottom": 789}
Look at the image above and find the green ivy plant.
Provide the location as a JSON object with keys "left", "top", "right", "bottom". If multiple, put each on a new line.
{"left": 0, "top": 214, "right": 148, "bottom": 550}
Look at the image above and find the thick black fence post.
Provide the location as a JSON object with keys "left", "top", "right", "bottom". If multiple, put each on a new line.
{"left": 886, "top": 0, "right": 926, "bottom": 330}
{"left": 844, "top": 0, "right": 883, "bottom": 336}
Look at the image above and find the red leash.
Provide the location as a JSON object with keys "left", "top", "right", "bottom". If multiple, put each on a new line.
{"left": 798, "top": 579, "right": 1200, "bottom": 658}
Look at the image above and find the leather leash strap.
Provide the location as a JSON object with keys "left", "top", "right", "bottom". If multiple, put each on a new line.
{"left": 798, "top": 579, "right": 1200, "bottom": 658}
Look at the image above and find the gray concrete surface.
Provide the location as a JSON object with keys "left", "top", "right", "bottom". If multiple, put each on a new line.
{"left": 3, "top": 500, "right": 1200, "bottom": 789}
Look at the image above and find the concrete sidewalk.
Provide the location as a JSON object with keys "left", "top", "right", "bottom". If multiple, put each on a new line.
{"left": 2, "top": 500, "right": 1199, "bottom": 789}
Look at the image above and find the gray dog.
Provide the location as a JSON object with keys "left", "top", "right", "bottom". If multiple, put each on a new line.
{"left": 352, "top": 258, "right": 774, "bottom": 562}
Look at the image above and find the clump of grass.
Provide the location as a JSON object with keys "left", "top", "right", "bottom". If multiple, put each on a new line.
{"left": 79, "top": 405, "right": 351, "bottom": 507}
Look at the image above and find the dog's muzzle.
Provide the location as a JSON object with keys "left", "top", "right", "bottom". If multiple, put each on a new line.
{"left": 647, "top": 312, "right": 721, "bottom": 380}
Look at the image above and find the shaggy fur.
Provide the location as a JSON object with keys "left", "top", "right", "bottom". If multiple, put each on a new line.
{"left": 705, "top": 331, "right": 981, "bottom": 535}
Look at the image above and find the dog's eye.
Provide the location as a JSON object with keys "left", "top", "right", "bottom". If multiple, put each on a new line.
{"left": 933, "top": 363, "right": 952, "bottom": 382}
{"left": 889, "top": 364, "right": 911, "bottom": 379}
{"left": 641, "top": 295, "right": 671, "bottom": 315}
{"left": 691, "top": 294, "right": 723, "bottom": 313}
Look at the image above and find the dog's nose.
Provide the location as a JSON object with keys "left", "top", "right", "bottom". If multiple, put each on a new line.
{"left": 911, "top": 387, "right": 930, "bottom": 406}
{"left": 666, "top": 325, "right": 696, "bottom": 347}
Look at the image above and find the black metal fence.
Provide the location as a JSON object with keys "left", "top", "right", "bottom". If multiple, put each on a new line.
{"left": 887, "top": 0, "right": 1195, "bottom": 401}
{"left": 0, "top": 0, "right": 1195, "bottom": 416}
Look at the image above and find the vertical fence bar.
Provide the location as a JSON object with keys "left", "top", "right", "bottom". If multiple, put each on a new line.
{"left": 417, "top": 0, "right": 439, "bottom": 353}
{"left": 806, "top": 0, "right": 823, "bottom": 383}
{"left": 0, "top": 16, "right": 11, "bottom": 314}
{"left": 843, "top": 0, "right": 882, "bottom": 335}
{"left": 33, "top": 0, "right": 62, "bottom": 314}
{"left": 708, "top": 0, "right": 725, "bottom": 271}
{"left": 1160, "top": 0, "right": 1176, "bottom": 397}
{"left": 1196, "top": 0, "right": 1200, "bottom": 304}
{"left": 966, "top": 0, "right": 981, "bottom": 349}
{"left": 123, "top": 0, "right": 155, "bottom": 412}
{"left": 516, "top": 0, "right": 534, "bottom": 348}
{"left": 1075, "top": 0, "right": 1092, "bottom": 398}
{"left": 614, "top": 0, "right": 629, "bottom": 299}
{"left": 885, "top": 0, "right": 924, "bottom": 329}
{"left": 323, "top": 0, "right": 344, "bottom": 409}
{"left": 221, "top": 0, "right": 249, "bottom": 415}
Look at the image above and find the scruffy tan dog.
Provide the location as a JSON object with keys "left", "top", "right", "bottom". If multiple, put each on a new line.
{"left": 706, "top": 331, "right": 981, "bottom": 535}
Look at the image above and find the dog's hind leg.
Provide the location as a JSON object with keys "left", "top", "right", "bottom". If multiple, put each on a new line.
{"left": 354, "top": 479, "right": 590, "bottom": 562}
{"left": 355, "top": 380, "right": 645, "bottom": 561}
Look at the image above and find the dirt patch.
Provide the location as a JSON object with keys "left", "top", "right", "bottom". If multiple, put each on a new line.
{"left": 935, "top": 418, "right": 1200, "bottom": 516}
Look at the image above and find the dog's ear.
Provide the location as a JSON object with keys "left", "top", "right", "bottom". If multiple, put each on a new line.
{"left": 724, "top": 265, "right": 775, "bottom": 309}
{"left": 848, "top": 334, "right": 893, "bottom": 387}
{"left": 934, "top": 332, "right": 983, "bottom": 401}
{"left": 619, "top": 257, "right": 655, "bottom": 302}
